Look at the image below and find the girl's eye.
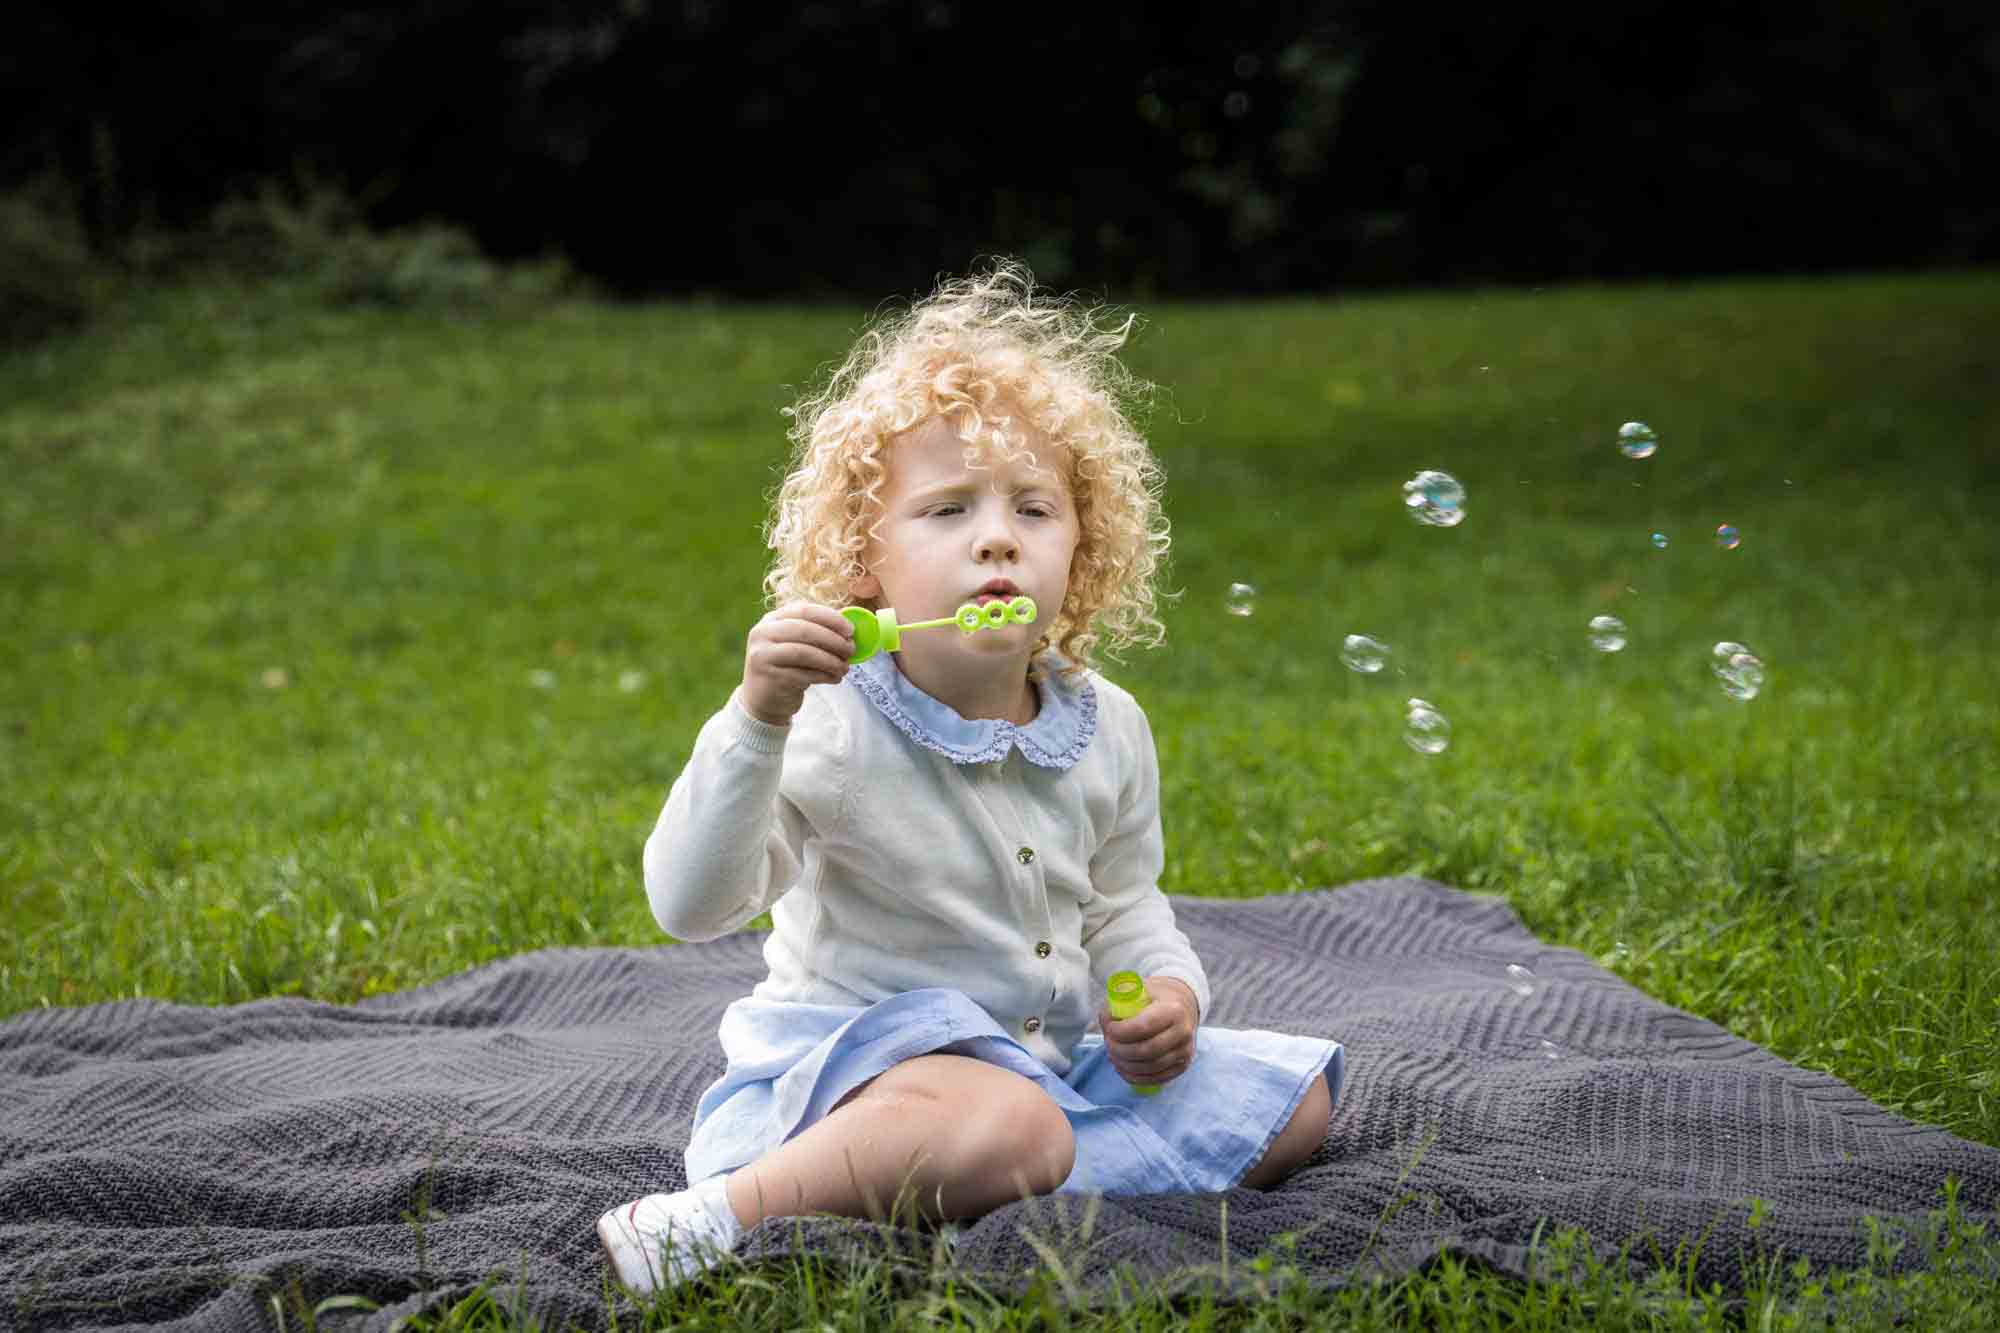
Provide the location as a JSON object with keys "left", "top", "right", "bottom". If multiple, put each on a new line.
{"left": 929, "top": 504, "right": 962, "bottom": 517}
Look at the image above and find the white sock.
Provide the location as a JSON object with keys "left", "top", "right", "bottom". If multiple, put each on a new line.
{"left": 691, "top": 1172, "right": 746, "bottom": 1246}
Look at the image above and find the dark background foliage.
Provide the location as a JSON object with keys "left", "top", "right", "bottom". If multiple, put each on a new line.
{"left": 5, "top": 0, "right": 1996, "bottom": 301}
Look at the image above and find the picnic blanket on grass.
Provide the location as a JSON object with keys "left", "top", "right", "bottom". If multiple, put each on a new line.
{"left": 3, "top": 876, "right": 1996, "bottom": 1330}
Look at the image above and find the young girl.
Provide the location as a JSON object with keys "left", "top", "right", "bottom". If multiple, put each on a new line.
{"left": 598, "top": 259, "right": 1344, "bottom": 1292}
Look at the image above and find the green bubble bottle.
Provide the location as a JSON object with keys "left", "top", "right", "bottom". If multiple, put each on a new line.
{"left": 1105, "top": 970, "right": 1161, "bottom": 1095}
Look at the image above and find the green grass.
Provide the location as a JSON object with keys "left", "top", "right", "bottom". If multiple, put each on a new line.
{"left": 5, "top": 270, "right": 1998, "bottom": 1329}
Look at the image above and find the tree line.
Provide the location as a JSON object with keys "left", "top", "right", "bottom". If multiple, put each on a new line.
{"left": 5, "top": 1, "right": 1996, "bottom": 300}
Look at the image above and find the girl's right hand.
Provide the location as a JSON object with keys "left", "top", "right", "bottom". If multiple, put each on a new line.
{"left": 739, "top": 602, "right": 856, "bottom": 726}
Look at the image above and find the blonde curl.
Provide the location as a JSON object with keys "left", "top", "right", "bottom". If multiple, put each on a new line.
{"left": 765, "top": 257, "right": 1171, "bottom": 677}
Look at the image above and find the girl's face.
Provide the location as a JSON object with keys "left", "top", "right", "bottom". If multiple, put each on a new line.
{"left": 852, "top": 412, "right": 1080, "bottom": 666}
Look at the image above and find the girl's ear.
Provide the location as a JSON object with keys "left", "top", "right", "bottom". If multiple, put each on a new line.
{"left": 850, "top": 569, "right": 881, "bottom": 600}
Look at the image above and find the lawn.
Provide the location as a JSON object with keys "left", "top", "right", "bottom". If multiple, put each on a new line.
{"left": 3, "top": 268, "right": 1996, "bottom": 1329}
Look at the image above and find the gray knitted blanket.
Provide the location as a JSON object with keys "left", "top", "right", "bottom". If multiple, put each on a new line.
{"left": 3, "top": 877, "right": 1995, "bottom": 1330}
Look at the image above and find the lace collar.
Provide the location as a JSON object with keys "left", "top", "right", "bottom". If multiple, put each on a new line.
{"left": 849, "top": 651, "right": 1097, "bottom": 770}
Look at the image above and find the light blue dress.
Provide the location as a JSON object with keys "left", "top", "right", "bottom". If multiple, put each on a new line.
{"left": 681, "top": 654, "right": 1345, "bottom": 1198}
{"left": 686, "top": 987, "right": 1342, "bottom": 1197}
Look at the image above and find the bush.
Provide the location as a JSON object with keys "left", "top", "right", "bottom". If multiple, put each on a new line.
{"left": 0, "top": 178, "right": 112, "bottom": 346}
{"left": 204, "top": 175, "right": 586, "bottom": 310}
{"left": 1, "top": 171, "right": 588, "bottom": 348}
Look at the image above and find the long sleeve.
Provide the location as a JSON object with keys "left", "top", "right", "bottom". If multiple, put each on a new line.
{"left": 642, "top": 687, "right": 838, "bottom": 943}
{"left": 1079, "top": 702, "right": 1212, "bottom": 1021}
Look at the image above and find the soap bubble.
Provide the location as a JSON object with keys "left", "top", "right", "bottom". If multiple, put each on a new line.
{"left": 1715, "top": 524, "right": 1741, "bottom": 550}
{"left": 1225, "top": 582, "right": 1257, "bottom": 617}
{"left": 1341, "top": 634, "right": 1389, "bottom": 674}
{"left": 1504, "top": 964, "right": 1535, "bottom": 997}
{"left": 1402, "top": 470, "right": 1466, "bottom": 527}
{"left": 1713, "top": 645, "right": 1766, "bottom": 701}
{"left": 1537, "top": 1039, "right": 1563, "bottom": 1060}
{"left": 1651, "top": 532, "right": 1669, "bottom": 549}
{"left": 1403, "top": 698, "right": 1451, "bottom": 754}
{"left": 1618, "top": 422, "right": 1658, "bottom": 459}
{"left": 1604, "top": 941, "right": 1633, "bottom": 967}
{"left": 1587, "top": 615, "right": 1627, "bottom": 653}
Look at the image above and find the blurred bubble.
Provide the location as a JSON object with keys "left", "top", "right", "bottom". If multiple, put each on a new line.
{"left": 1505, "top": 963, "right": 1535, "bottom": 996}
{"left": 528, "top": 669, "right": 557, "bottom": 691}
{"left": 1651, "top": 532, "right": 1669, "bottom": 549}
{"left": 1537, "top": 1039, "right": 1563, "bottom": 1060}
{"left": 1341, "top": 634, "right": 1389, "bottom": 673}
{"left": 1588, "top": 615, "right": 1627, "bottom": 653}
{"left": 1715, "top": 524, "right": 1741, "bottom": 550}
{"left": 1404, "top": 698, "right": 1451, "bottom": 754}
{"left": 1225, "top": 582, "right": 1258, "bottom": 616}
{"left": 618, "top": 670, "right": 648, "bottom": 694}
{"left": 1715, "top": 647, "right": 1766, "bottom": 701}
{"left": 1618, "top": 422, "right": 1658, "bottom": 459}
{"left": 1605, "top": 941, "right": 1633, "bottom": 966}
{"left": 261, "top": 667, "right": 289, "bottom": 690}
{"left": 1402, "top": 470, "right": 1466, "bottom": 527}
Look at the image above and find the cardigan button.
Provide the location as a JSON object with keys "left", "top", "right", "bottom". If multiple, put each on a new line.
{"left": 1023, "top": 1016, "right": 1042, "bottom": 1034}
{"left": 1016, "top": 846, "right": 1036, "bottom": 865}
{"left": 1034, "top": 940, "right": 1052, "bottom": 958}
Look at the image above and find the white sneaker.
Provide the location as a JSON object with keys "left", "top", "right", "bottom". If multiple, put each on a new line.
{"left": 597, "top": 1173, "right": 745, "bottom": 1293}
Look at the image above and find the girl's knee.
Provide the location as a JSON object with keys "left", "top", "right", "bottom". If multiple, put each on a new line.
{"left": 1243, "top": 1072, "right": 1333, "bottom": 1190}
{"left": 999, "top": 1085, "right": 1075, "bottom": 1193}
{"left": 875, "top": 1054, "right": 1073, "bottom": 1194}
{"left": 978, "top": 1099, "right": 1072, "bottom": 1197}
{"left": 1300, "top": 1070, "right": 1332, "bottom": 1125}
{"left": 1286, "top": 1071, "right": 1332, "bottom": 1156}
{"left": 943, "top": 1061, "right": 1072, "bottom": 1193}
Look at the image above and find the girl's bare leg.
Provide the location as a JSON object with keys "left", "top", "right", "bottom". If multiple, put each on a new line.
{"left": 724, "top": 1053, "right": 1076, "bottom": 1229}
{"left": 1239, "top": 1071, "right": 1332, "bottom": 1190}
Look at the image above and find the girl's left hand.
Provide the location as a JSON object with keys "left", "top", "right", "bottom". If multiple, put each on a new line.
{"left": 1098, "top": 976, "right": 1200, "bottom": 1088}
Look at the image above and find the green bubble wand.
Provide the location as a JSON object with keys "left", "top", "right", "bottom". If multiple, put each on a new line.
{"left": 1106, "top": 970, "right": 1161, "bottom": 1095}
{"left": 840, "top": 595, "right": 1037, "bottom": 664}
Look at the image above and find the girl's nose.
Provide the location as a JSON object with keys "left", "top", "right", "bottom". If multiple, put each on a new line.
{"left": 973, "top": 512, "right": 1020, "bottom": 563}
{"left": 974, "top": 529, "right": 1020, "bottom": 562}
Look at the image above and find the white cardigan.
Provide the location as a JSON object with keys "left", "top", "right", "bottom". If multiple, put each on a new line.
{"left": 644, "top": 652, "right": 1212, "bottom": 1075}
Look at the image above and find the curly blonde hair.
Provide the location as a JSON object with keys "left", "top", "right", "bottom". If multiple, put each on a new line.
{"left": 765, "top": 257, "right": 1171, "bottom": 676}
